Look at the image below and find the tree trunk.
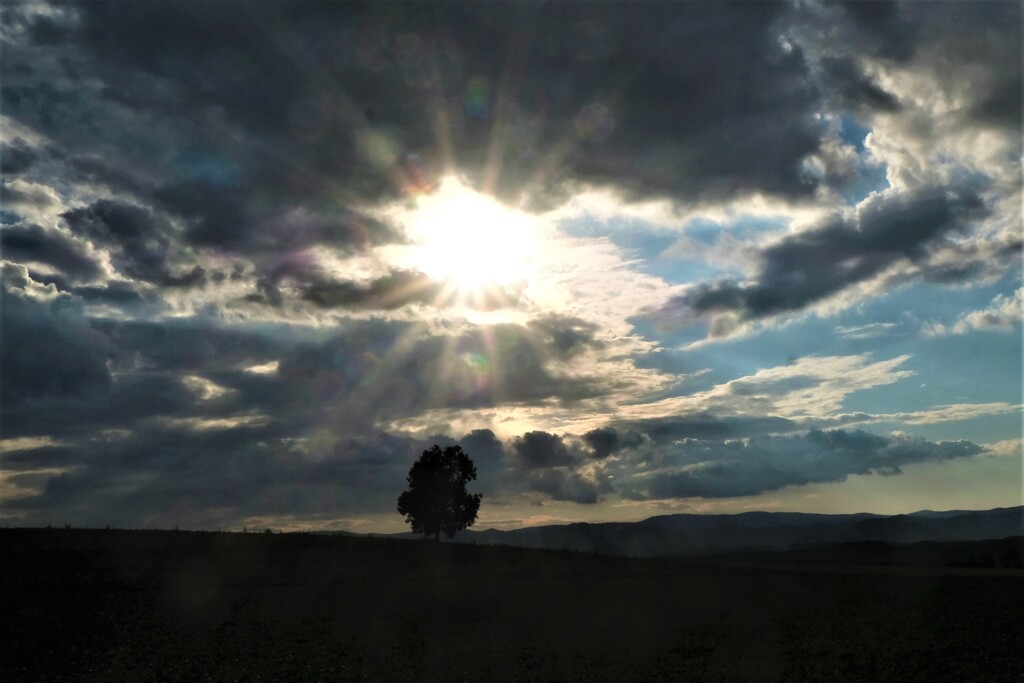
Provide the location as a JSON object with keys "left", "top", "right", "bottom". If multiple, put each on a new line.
{"left": 434, "top": 529, "right": 440, "bottom": 541}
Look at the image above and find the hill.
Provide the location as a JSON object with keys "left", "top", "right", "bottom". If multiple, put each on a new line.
{"left": 398, "top": 506, "right": 1024, "bottom": 557}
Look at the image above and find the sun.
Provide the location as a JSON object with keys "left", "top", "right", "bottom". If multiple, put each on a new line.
{"left": 403, "top": 178, "right": 538, "bottom": 293}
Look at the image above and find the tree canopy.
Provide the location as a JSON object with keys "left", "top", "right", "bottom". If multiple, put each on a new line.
{"left": 397, "top": 444, "right": 482, "bottom": 540}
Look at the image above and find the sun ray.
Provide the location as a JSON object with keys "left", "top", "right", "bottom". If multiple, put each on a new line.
{"left": 513, "top": 65, "right": 641, "bottom": 208}
{"left": 477, "top": 324, "right": 505, "bottom": 405}
{"left": 481, "top": 25, "right": 531, "bottom": 197}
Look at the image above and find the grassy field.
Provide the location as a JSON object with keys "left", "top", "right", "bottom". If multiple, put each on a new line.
{"left": 2, "top": 528, "right": 1022, "bottom": 682}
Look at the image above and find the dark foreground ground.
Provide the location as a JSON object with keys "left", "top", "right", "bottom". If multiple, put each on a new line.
{"left": 2, "top": 529, "right": 1022, "bottom": 682}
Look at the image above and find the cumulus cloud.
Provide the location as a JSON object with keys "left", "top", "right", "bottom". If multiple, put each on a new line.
{"left": 458, "top": 429, "right": 507, "bottom": 470}
{"left": 2, "top": 1, "right": 837, "bottom": 226}
{"left": 1, "top": 273, "right": 113, "bottom": 404}
{"left": 509, "top": 431, "right": 577, "bottom": 469}
{"left": 582, "top": 426, "right": 645, "bottom": 459}
{"left": 2, "top": 223, "right": 105, "bottom": 281}
{"left": 527, "top": 468, "right": 600, "bottom": 505}
{"left": 611, "top": 416, "right": 802, "bottom": 445}
{"left": 615, "top": 429, "right": 983, "bottom": 500}
{"left": 1, "top": 137, "right": 39, "bottom": 175}
{"left": 606, "top": 354, "right": 918, "bottom": 425}
{"left": 2, "top": 426, "right": 424, "bottom": 529}
{"left": 659, "top": 186, "right": 988, "bottom": 330}
{"left": 487, "top": 420, "right": 989, "bottom": 506}
{"left": 924, "top": 288, "right": 1023, "bottom": 336}
{"left": 2, "top": 300, "right": 613, "bottom": 450}
{"left": 61, "top": 200, "right": 207, "bottom": 288}
{"left": 817, "top": 56, "right": 901, "bottom": 113}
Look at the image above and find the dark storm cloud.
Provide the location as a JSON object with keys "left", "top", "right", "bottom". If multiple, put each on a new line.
{"left": 582, "top": 426, "right": 645, "bottom": 459}
{"left": 260, "top": 319, "right": 604, "bottom": 418}
{"left": 527, "top": 468, "right": 599, "bottom": 505}
{"left": 835, "top": 1, "right": 917, "bottom": 63}
{"left": 1, "top": 138, "right": 38, "bottom": 175}
{"left": 72, "top": 282, "right": 148, "bottom": 306}
{"left": 154, "top": 181, "right": 402, "bottom": 253}
{"left": 509, "top": 431, "right": 577, "bottom": 469}
{"left": 493, "top": 428, "right": 601, "bottom": 503}
{"left": 1, "top": 223, "right": 103, "bottom": 280}
{"left": 1, "top": 297, "right": 300, "bottom": 442}
{"left": 2, "top": 299, "right": 605, "bottom": 449}
{"left": 500, "top": 419, "right": 978, "bottom": 505}
{"left": 0, "top": 288, "right": 241, "bottom": 439}
{"left": 1, "top": 273, "right": 113, "bottom": 404}
{"left": 830, "top": 1, "right": 1020, "bottom": 130}
{"left": 6, "top": 371, "right": 527, "bottom": 527}
{"left": 1, "top": 182, "right": 59, "bottom": 211}
{"left": 7, "top": 0, "right": 832, "bottom": 227}
{"left": 539, "top": 1, "right": 821, "bottom": 204}
{"left": 527, "top": 314, "right": 605, "bottom": 358}
{"left": 458, "top": 428, "right": 506, "bottom": 466}
{"left": 818, "top": 56, "right": 900, "bottom": 113}
{"left": 285, "top": 268, "right": 519, "bottom": 312}
{"left": 61, "top": 200, "right": 207, "bottom": 288}
{"left": 7, "top": 0, "right": 1015, "bottom": 243}
{"left": 0, "top": 298, "right": 533, "bottom": 526}
{"left": 578, "top": 412, "right": 807, "bottom": 459}
{"left": 907, "top": 1, "right": 1022, "bottom": 130}
{"left": 662, "top": 186, "right": 988, "bottom": 323}
{"left": 433, "top": 428, "right": 509, "bottom": 496}
{"left": 299, "top": 318, "right": 597, "bottom": 414}
{"left": 90, "top": 318, "right": 283, "bottom": 376}
{"left": 250, "top": 206, "right": 403, "bottom": 254}
{"left": 618, "top": 429, "right": 983, "bottom": 500}
{"left": 6, "top": 0, "right": 1012, "bottom": 323}
{"left": 73, "top": 1, "right": 321, "bottom": 134}
{"left": 284, "top": 268, "right": 441, "bottom": 310}
{"left": 3, "top": 424, "right": 425, "bottom": 529}
{"left": 2, "top": 340, "right": 444, "bottom": 522}
{"left": 153, "top": 181, "right": 274, "bottom": 250}
{"left": 582, "top": 427, "right": 620, "bottom": 460}
{"left": 916, "top": 239, "right": 1022, "bottom": 286}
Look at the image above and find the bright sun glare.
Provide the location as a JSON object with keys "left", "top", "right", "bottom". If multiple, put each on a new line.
{"left": 405, "top": 178, "right": 538, "bottom": 292}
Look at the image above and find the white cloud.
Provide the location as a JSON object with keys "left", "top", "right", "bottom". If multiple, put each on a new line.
{"left": 158, "top": 415, "right": 268, "bottom": 432}
{"left": 388, "top": 353, "right": 917, "bottom": 436}
{"left": 0, "top": 436, "right": 61, "bottom": 453}
{"left": 244, "top": 360, "right": 280, "bottom": 375}
{"left": 835, "top": 322, "right": 900, "bottom": 340}
{"left": 1, "top": 262, "right": 62, "bottom": 301}
{"left": 833, "top": 402, "right": 1022, "bottom": 427}
{"left": 981, "top": 438, "right": 1022, "bottom": 458}
{"left": 181, "top": 375, "right": 234, "bottom": 401}
{"left": 684, "top": 353, "right": 915, "bottom": 417}
{"left": 924, "top": 288, "right": 1023, "bottom": 336}
{"left": 0, "top": 467, "right": 71, "bottom": 508}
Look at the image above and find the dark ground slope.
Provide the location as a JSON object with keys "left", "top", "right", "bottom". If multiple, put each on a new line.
{"left": 2, "top": 528, "right": 1022, "bottom": 682}
{"left": 456, "top": 506, "right": 1024, "bottom": 556}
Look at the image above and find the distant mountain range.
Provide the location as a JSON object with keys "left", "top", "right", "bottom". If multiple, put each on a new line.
{"left": 379, "top": 506, "right": 1023, "bottom": 558}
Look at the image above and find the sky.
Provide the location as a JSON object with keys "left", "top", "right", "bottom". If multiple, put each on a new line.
{"left": 1, "top": 1, "right": 1021, "bottom": 533}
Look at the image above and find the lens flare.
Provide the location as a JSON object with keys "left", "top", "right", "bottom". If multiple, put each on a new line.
{"left": 460, "top": 351, "right": 490, "bottom": 372}
{"left": 463, "top": 77, "right": 490, "bottom": 119}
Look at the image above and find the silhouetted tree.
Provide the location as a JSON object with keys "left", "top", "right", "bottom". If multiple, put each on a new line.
{"left": 397, "top": 444, "right": 482, "bottom": 541}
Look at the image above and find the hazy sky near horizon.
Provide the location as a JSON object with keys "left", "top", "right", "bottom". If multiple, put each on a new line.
{"left": 2, "top": 1, "right": 1021, "bottom": 533}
